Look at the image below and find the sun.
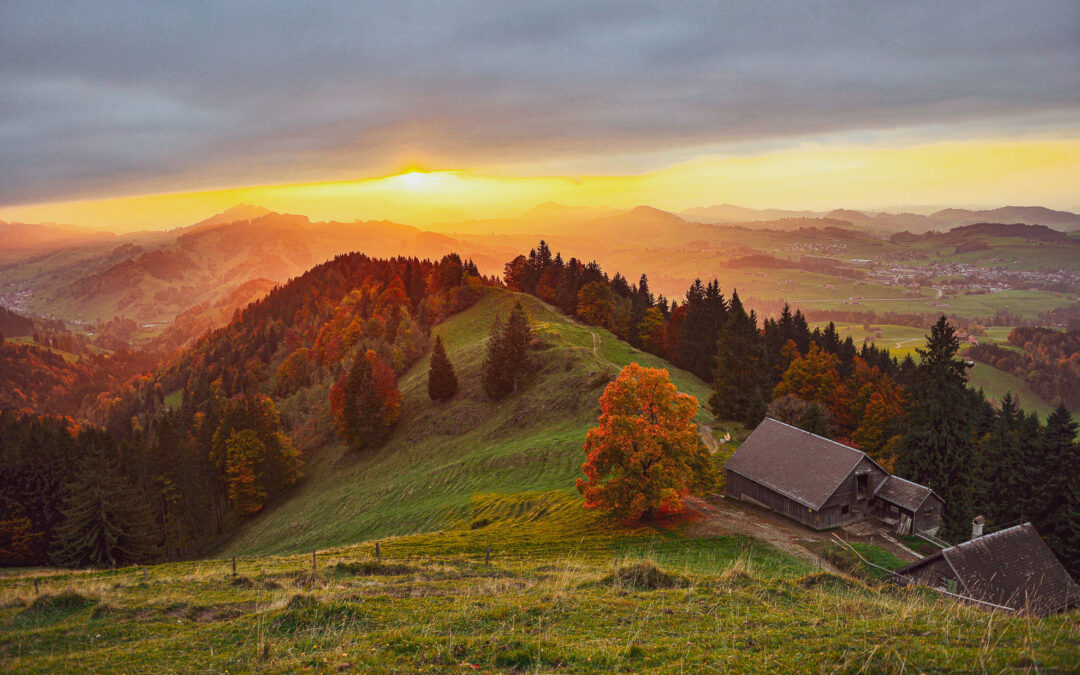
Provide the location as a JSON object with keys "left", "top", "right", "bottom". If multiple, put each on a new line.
{"left": 387, "top": 170, "right": 443, "bottom": 191}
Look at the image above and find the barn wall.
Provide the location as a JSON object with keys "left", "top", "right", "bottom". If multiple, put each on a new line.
{"left": 821, "top": 457, "right": 889, "bottom": 527}
{"left": 898, "top": 558, "right": 953, "bottom": 588}
{"left": 725, "top": 470, "right": 819, "bottom": 528}
{"left": 914, "top": 497, "right": 944, "bottom": 535}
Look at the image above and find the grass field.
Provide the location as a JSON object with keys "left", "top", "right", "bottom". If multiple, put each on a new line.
{"left": 966, "top": 362, "right": 1058, "bottom": 420}
{"left": 224, "top": 288, "right": 715, "bottom": 557}
{"left": 3, "top": 515, "right": 1076, "bottom": 673}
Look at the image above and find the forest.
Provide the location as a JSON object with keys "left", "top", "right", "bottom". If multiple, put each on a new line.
{"left": 509, "top": 241, "right": 1080, "bottom": 573}
{"left": 3, "top": 242, "right": 1078, "bottom": 576}
{"left": 0, "top": 253, "right": 488, "bottom": 567}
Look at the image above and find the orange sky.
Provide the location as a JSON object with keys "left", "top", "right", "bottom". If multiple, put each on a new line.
{"left": 1, "top": 136, "right": 1078, "bottom": 232}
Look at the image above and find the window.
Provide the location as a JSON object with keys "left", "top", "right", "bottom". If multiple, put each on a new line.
{"left": 842, "top": 504, "right": 850, "bottom": 515}
{"left": 856, "top": 474, "right": 869, "bottom": 499}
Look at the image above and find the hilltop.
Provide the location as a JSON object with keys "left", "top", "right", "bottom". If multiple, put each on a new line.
{"left": 224, "top": 287, "right": 716, "bottom": 556}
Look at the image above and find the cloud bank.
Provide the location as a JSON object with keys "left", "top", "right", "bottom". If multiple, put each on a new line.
{"left": 2, "top": 1, "right": 1078, "bottom": 204}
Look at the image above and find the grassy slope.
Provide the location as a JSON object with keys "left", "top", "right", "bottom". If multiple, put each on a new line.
{"left": 2, "top": 532, "right": 1076, "bottom": 673}
{"left": 224, "top": 288, "right": 713, "bottom": 557}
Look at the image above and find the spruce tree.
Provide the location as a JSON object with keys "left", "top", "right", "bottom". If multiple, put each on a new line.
{"left": 895, "top": 316, "right": 975, "bottom": 540}
{"left": 427, "top": 335, "right": 458, "bottom": 401}
{"left": 51, "top": 430, "right": 159, "bottom": 568}
{"left": 482, "top": 316, "right": 513, "bottom": 399}
{"left": 1035, "top": 405, "right": 1080, "bottom": 575}
{"left": 709, "top": 290, "right": 767, "bottom": 427}
{"left": 343, "top": 352, "right": 388, "bottom": 449}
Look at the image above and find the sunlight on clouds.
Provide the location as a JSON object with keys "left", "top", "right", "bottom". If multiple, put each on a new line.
{"left": 1, "top": 137, "right": 1077, "bottom": 231}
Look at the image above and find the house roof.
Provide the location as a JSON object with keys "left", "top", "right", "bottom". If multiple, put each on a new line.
{"left": 724, "top": 418, "right": 882, "bottom": 510}
{"left": 896, "top": 523, "right": 1080, "bottom": 614}
{"left": 874, "top": 475, "right": 943, "bottom": 512}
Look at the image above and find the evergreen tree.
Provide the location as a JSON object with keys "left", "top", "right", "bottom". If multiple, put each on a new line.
{"left": 554, "top": 258, "right": 581, "bottom": 314}
{"left": 895, "top": 316, "right": 975, "bottom": 540}
{"left": 482, "top": 304, "right": 532, "bottom": 399}
{"left": 709, "top": 291, "right": 767, "bottom": 427}
{"left": 1035, "top": 405, "right": 1080, "bottom": 575}
{"left": 341, "top": 351, "right": 390, "bottom": 449}
{"left": 51, "top": 430, "right": 159, "bottom": 568}
{"left": 427, "top": 335, "right": 458, "bottom": 401}
{"left": 800, "top": 402, "right": 830, "bottom": 437}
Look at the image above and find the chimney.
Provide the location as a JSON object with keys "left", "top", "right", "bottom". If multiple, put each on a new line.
{"left": 972, "top": 515, "right": 985, "bottom": 539}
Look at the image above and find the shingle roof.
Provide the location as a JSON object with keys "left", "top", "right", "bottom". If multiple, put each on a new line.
{"left": 898, "top": 523, "right": 1080, "bottom": 614}
{"left": 724, "top": 418, "right": 873, "bottom": 510}
{"left": 874, "top": 475, "right": 942, "bottom": 512}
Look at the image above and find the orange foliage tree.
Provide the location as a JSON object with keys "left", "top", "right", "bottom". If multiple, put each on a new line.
{"left": 576, "top": 363, "right": 715, "bottom": 520}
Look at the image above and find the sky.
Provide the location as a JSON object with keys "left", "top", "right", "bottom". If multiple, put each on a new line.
{"left": 1, "top": 1, "right": 1079, "bottom": 230}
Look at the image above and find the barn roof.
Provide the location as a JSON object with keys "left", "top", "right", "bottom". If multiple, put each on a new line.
{"left": 896, "top": 523, "right": 1080, "bottom": 614}
{"left": 724, "top": 418, "right": 881, "bottom": 510}
{"left": 874, "top": 475, "right": 942, "bottom": 512}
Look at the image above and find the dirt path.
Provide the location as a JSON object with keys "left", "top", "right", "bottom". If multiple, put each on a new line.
{"left": 684, "top": 495, "right": 843, "bottom": 573}
{"left": 698, "top": 423, "right": 719, "bottom": 454}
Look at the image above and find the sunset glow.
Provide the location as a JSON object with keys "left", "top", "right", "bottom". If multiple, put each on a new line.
{"left": 2, "top": 137, "right": 1077, "bottom": 231}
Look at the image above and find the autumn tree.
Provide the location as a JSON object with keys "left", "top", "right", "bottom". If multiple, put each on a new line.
{"left": 577, "top": 363, "right": 715, "bottom": 520}
{"left": 330, "top": 350, "right": 402, "bottom": 450}
{"left": 427, "top": 335, "right": 458, "bottom": 401}
{"left": 773, "top": 343, "right": 841, "bottom": 405}
{"left": 210, "top": 394, "right": 302, "bottom": 513}
{"left": 576, "top": 281, "right": 615, "bottom": 329}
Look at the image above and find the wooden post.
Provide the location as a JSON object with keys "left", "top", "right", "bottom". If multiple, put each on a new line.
{"left": 485, "top": 546, "right": 491, "bottom": 565}
{"left": 614, "top": 556, "right": 619, "bottom": 570}
{"left": 143, "top": 567, "right": 149, "bottom": 583}
{"left": 33, "top": 579, "right": 39, "bottom": 595}
{"left": 375, "top": 542, "right": 381, "bottom": 561}
{"left": 232, "top": 555, "right": 237, "bottom": 577}
{"left": 312, "top": 548, "right": 317, "bottom": 572}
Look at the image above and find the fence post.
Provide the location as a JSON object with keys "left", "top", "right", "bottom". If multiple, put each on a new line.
{"left": 485, "top": 546, "right": 491, "bottom": 565}
{"left": 33, "top": 579, "right": 39, "bottom": 595}
{"left": 232, "top": 555, "right": 237, "bottom": 577}
{"left": 143, "top": 567, "right": 149, "bottom": 583}
{"left": 375, "top": 542, "right": 381, "bottom": 561}
{"left": 312, "top": 548, "right": 316, "bottom": 572}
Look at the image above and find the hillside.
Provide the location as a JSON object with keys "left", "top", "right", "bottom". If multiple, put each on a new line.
{"left": 224, "top": 287, "right": 716, "bottom": 556}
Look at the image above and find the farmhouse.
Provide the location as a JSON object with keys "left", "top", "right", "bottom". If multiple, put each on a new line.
{"left": 724, "top": 418, "right": 943, "bottom": 534}
{"left": 892, "top": 523, "right": 1080, "bottom": 615}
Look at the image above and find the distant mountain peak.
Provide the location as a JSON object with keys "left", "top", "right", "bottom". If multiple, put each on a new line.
{"left": 191, "top": 204, "right": 274, "bottom": 230}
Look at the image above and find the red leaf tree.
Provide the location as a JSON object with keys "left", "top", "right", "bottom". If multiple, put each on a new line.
{"left": 576, "top": 363, "right": 715, "bottom": 520}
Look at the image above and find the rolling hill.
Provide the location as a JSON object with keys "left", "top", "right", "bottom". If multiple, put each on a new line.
{"left": 224, "top": 287, "right": 717, "bottom": 556}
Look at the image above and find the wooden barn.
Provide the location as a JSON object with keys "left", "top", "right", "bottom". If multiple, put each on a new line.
{"left": 892, "top": 523, "right": 1080, "bottom": 615}
{"left": 724, "top": 418, "right": 943, "bottom": 534}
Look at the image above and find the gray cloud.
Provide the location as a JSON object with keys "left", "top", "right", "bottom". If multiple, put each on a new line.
{"left": 1, "top": 0, "right": 1078, "bottom": 204}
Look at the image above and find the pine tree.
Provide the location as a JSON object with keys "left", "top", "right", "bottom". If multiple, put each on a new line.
{"left": 709, "top": 290, "right": 767, "bottom": 427}
{"left": 427, "top": 335, "right": 458, "bottom": 401}
{"left": 482, "top": 316, "right": 513, "bottom": 399}
{"left": 51, "top": 430, "right": 159, "bottom": 568}
{"left": 895, "top": 316, "right": 975, "bottom": 540}
{"left": 1035, "top": 405, "right": 1080, "bottom": 575}
{"left": 800, "top": 402, "right": 830, "bottom": 437}
{"left": 341, "top": 351, "right": 390, "bottom": 449}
